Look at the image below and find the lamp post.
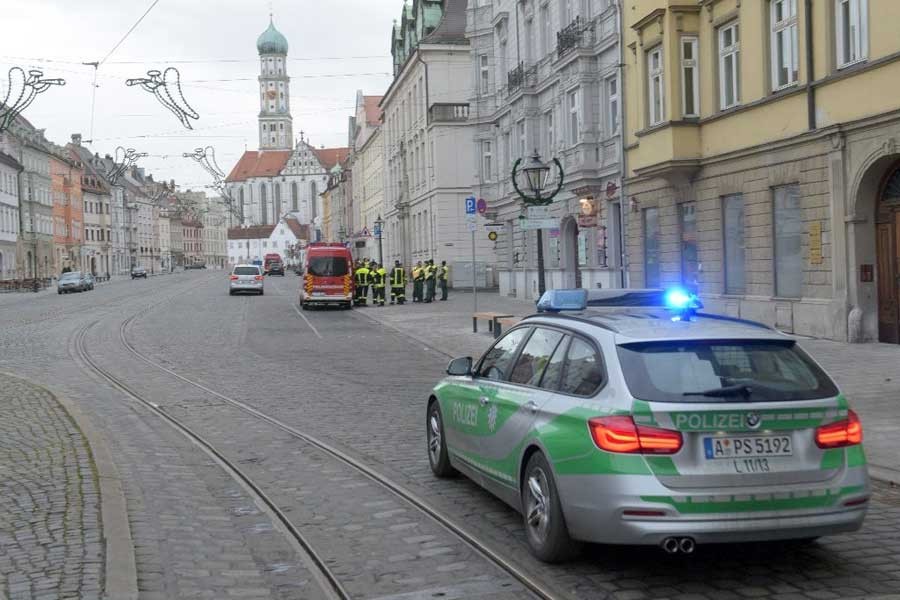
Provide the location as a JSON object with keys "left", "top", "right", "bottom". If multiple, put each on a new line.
{"left": 337, "top": 226, "right": 346, "bottom": 246}
{"left": 512, "top": 150, "right": 564, "bottom": 297}
{"left": 374, "top": 214, "right": 384, "bottom": 265}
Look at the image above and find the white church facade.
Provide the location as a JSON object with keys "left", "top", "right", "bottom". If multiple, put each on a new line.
{"left": 224, "top": 17, "right": 348, "bottom": 241}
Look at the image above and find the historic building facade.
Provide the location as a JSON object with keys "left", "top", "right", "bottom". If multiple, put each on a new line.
{"left": 623, "top": 0, "right": 900, "bottom": 343}
{"left": 467, "top": 0, "right": 625, "bottom": 298}
{"left": 382, "top": 0, "right": 495, "bottom": 284}
{"left": 347, "top": 92, "right": 384, "bottom": 260}
{"left": 224, "top": 17, "right": 350, "bottom": 242}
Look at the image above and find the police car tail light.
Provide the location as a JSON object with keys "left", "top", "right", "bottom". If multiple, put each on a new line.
{"left": 588, "top": 416, "right": 683, "bottom": 455}
{"left": 815, "top": 410, "right": 863, "bottom": 449}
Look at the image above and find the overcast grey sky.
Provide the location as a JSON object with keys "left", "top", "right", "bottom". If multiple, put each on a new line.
{"left": 2, "top": 0, "right": 399, "bottom": 189}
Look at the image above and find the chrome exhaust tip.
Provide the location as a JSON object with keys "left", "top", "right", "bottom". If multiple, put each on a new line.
{"left": 679, "top": 537, "right": 696, "bottom": 554}
{"left": 661, "top": 537, "right": 680, "bottom": 554}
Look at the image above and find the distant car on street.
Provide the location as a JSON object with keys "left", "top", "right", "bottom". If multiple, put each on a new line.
{"left": 427, "top": 288, "right": 869, "bottom": 562}
{"left": 131, "top": 266, "right": 148, "bottom": 279}
{"left": 229, "top": 264, "right": 264, "bottom": 296}
{"left": 58, "top": 272, "right": 87, "bottom": 294}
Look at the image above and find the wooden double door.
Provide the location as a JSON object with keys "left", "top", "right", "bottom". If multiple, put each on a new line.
{"left": 877, "top": 206, "right": 900, "bottom": 343}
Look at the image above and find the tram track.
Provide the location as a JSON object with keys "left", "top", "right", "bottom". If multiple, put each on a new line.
{"left": 97, "top": 293, "right": 566, "bottom": 599}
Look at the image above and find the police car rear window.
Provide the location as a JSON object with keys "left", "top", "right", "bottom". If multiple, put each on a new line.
{"left": 616, "top": 340, "right": 838, "bottom": 403}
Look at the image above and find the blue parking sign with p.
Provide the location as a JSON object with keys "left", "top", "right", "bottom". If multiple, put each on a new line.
{"left": 465, "top": 196, "right": 476, "bottom": 215}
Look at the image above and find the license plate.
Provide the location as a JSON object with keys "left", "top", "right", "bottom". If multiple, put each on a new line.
{"left": 703, "top": 435, "right": 792, "bottom": 459}
{"left": 312, "top": 292, "right": 325, "bottom": 296}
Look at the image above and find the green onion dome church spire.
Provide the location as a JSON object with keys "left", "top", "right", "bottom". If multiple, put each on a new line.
{"left": 257, "top": 16, "right": 289, "bottom": 55}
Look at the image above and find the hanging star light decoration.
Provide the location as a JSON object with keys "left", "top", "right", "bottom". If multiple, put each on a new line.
{"left": 0, "top": 67, "right": 66, "bottom": 133}
{"left": 125, "top": 67, "right": 199, "bottom": 130}
{"left": 105, "top": 146, "right": 149, "bottom": 185}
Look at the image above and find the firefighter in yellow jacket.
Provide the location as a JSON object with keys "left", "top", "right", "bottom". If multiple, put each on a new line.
{"left": 371, "top": 262, "right": 387, "bottom": 307}
{"left": 354, "top": 261, "right": 370, "bottom": 306}
{"left": 412, "top": 261, "right": 425, "bottom": 303}
{"left": 390, "top": 261, "right": 407, "bottom": 305}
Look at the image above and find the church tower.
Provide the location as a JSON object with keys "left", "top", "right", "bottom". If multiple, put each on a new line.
{"left": 257, "top": 16, "right": 293, "bottom": 150}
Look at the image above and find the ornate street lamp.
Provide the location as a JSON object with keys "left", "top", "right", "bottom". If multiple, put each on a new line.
{"left": 374, "top": 214, "right": 384, "bottom": 265}
{"left": 512, "top": 150, "right": 564, "bottom": 297}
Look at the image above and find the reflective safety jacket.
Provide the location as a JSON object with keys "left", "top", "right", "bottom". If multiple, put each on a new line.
{"left": 438, "top": 265, "right": 449, "bottom": 281}
{"left": 372, "top": 267, "right": 387, "bottom": 288}
{"left": 413, "top": 267, "right": 424, "bottom": 281}
{"left": 424, "top": 265, "right": 436, "bottom": 281}
{"left": 391, "top": 267, "right": 406, "bottom": 287}
{"left": 355, "top": 267, "right": 370, "bottom": 286}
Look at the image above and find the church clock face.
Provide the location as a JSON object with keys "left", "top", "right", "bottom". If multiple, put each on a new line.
{"left": 266, "top": 90, "right": 277, "bottom": 100}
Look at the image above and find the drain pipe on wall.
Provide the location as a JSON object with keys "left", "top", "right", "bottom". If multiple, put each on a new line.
{"left": 805, "top": 0, "right": 816, "bottom": 130}
{"left": 615, "top": 0, "right": 629, "bottom": 288}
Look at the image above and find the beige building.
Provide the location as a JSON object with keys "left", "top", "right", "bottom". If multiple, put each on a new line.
{"left": 349, "top": 92, "right": 384, "bottom": 260}
{"left": 623, "top": 0, "right": 900, "bottom": 343}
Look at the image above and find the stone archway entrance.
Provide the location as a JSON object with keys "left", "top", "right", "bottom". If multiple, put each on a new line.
{"left": 560, "top": 217, "right": 582, "bottom": 288}
{"left": 876, "top": 164, "right": 900, "bottom": 342}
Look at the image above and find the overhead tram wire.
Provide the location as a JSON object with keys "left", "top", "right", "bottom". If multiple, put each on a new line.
{"left": 85, "top": 0, "right": 161, "bottom": 143}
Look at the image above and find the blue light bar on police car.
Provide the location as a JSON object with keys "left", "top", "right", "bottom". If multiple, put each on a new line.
{"left": 536, "top": 288, "right": 588, "bottom": 312}
{"left": 663, "top": 287, "right": 703, "bottom": 320}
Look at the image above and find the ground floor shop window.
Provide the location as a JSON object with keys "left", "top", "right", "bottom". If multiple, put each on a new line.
{"left": 774, "top": 184, "right": 803, "bottom": 298}
{"left": 680, "top": 202, "right": 698, "bottom": 291}
{"left": 723, "top": 194, "right": 745, "bottom": 294}
{"left": 643, "top": 207, "right": 660, "bottom": 287}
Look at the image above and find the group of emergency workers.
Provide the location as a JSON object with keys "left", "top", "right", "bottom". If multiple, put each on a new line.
{"left": 352, "top": 258, "right": 449, "bottom": 307}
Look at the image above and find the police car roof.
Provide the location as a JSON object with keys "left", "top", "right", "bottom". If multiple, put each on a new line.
{"left": 524, "top": 309, "right": 789, "bottom": 344}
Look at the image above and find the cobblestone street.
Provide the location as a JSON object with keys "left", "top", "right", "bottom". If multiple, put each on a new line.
{"left": 1, "top": 273, "right": 900, "bottom": 599}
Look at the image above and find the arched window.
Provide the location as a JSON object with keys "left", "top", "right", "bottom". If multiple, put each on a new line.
{"left": 260, "top": 184, "right": 268, "bottom": 224}
{"left": 274, "top": 183, "right": 282, "bottom": 220}
{"left": 291, "top": 182, "right": 299, "bottom": 211}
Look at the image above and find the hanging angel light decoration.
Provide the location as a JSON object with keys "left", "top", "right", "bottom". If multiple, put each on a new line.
{"left": 125, "top": 67, "right": 199, "bottom": 130}
{"left": 0, "top": 67, "right": 66, "bottom": 133}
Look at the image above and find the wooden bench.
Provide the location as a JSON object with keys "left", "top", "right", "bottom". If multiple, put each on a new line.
{"left": 493, "top": 316, "right": 522, "bottom": 338}
{"left": 472, "top": 311, "right": 513, "bottom": 334}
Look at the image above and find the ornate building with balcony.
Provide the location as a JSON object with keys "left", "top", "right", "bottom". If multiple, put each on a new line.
{"left": 381, "top": 0, "right": 495, "bottom": 282}
{"left": 466, "top": 0, "right": 624, "bottom": 299}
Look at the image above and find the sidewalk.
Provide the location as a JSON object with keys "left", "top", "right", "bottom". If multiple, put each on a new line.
{"left": 0, "top": 373, "right": 105, "bottom": 598}
{"left": 360, "top": 289, "right": 900, "bottom": 484}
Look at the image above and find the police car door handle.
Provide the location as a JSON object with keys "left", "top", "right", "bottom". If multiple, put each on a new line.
{"left": 525, "top": 401, "right": 538, "bottom": 414}
{"left": 479, "top": 396, "right": 490, "bottom": 407}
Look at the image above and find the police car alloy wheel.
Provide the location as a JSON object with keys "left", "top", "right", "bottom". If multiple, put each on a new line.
{"left": 522, "top": 452, "right": 580, "bottom": 563}
{"left": 427, "top": 401, "right": 456, "bottom": 477}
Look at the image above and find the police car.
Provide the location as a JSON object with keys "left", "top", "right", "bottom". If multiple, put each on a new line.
{"left": 426, "top": 288, "right": 869, "bottom": 562}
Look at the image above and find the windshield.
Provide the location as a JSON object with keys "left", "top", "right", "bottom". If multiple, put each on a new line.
{"left": 307, "top": 256, "right": 348, "bottom": 277}
{"left": 617, "top": 340, "right": 839, "bottom": 403}
{"left": 61, "top": 273, "right": 81, "bottom": 280}
{"left": 233, "top": 267, "right": 260, "bottom": 275}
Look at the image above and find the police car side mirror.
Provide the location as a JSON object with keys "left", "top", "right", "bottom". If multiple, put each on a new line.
{"left": 447, "top": 357, "right": 473, "bottom": 377}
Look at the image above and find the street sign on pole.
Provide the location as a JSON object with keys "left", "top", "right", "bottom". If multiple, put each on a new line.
{"left": 484, "top": 222, "right": 504, "bottom": 233}
{"left": 527, "top": 206, "right": 550, "bottom": 219}
{"left": 476, "top": 198, "right": 487, "bottom": 215}
{"left": 467, "top": 221, "right": 477, "bottom": 232}
{"left": 521, "top": 218, "right": 560, "bottom": 230}
{"left": 465, "top": 196, "right": 476, "bottom": 215}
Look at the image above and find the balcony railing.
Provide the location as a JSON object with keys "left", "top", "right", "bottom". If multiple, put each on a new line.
{"left": 556, "top": 16, "right": 583, "bottom": 58}
{"left": 429, "top": 103, "right": 469, "bottom": 124}
{"left": 507, "top": 62, "right": 524, "bottom": 92}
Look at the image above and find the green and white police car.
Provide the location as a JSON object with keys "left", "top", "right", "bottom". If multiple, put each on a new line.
{"left": 426, "top": 288, "right": 869, "bottom": 562}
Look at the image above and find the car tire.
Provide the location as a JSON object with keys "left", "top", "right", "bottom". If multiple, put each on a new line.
{"left": 259, "top": 290, "right": 264, "bottom": 296}
{"left": 521, "top": 452, "right": 581, "bottom": 563}
{"left": 229, "top": 291, "right": 234, "bottom": 296}
{"left": 58, "top": 290, "right": 62, "bottom": 295}
{"left": 427, "top": 401, "right": 457, "bottom": 478}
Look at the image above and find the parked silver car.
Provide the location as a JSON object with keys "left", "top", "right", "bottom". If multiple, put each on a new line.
{"left": 229, "top": 264, "right": 264, "bottom": 295}
{"left": 58, "top": 272, "right": 86, "bottom": 294}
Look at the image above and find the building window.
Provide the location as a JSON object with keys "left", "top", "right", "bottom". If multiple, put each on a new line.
{"left": 719, "top": 21, "right": 740, "bottom": 109}
{"left": 517, "top": 120, "right": 526, "bottom": 157}
{"left": 723, "top": 194, "right": 745, "bottom": 294}
{"left": 643, "top": 207, "right": 660, "bottom": 288}
{"left": 680, "top": 202, "right": 698, "bottom": 291}
{"left": 479, "top": 55, "right": 490, "bottom": 95}
{"left": 482, "top": 141, "right": 493, "bottom": 182}
{"left": 836, "top": 0, "right": 867, "bottom": 68}
{"left": 647, "top": 47, "right": 664, "bottom": 126}
{"left": 544, "top": 110, "right": 554, "bottom": 156}
{"left": 771, "top": 0, "right": 798, "bottom": 89}
{"left": 541, "top": 4, "right": 551, "bottom": 56}
{"left": 606, "top": 76, "right": 619, "bottom": 134}
{"left": 567, "top": 89, "right": 579, "bottom": 144}
{"left": 681, "top": 37, "right": 699, "bottom": 117}
{"left": 774, "top": 184, "right": 803, "bottom": 298}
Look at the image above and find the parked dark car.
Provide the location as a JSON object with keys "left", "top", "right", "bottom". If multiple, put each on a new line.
{"left": 83, "top": 274, "right": 95, "bottom": 290}
{"left": 266, "top": 262, "right": 285, "bottom": 276}
{"left": 131, "top": 266, "right": 148, "bottom": 279}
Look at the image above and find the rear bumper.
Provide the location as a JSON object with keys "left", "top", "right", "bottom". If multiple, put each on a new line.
{"left": 300, "top": 292, "right": 353, "bottom": 304}
{"left": 230, "top": 282, "right": 263, "bottom": 291}
{"left": 556, "top": 467, "right": 869, "bottom": 545}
